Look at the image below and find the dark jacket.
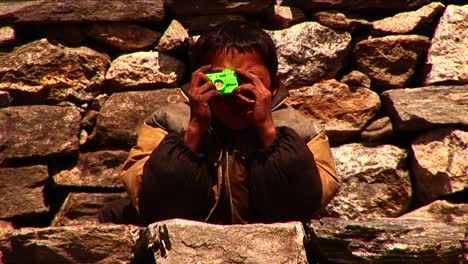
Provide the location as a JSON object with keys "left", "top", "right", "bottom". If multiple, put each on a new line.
{"left": 120, "top": 88, "right": 340, "bottom": 224}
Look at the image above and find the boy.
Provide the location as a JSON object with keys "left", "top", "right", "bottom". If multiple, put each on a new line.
{"left": 99, "top": 21, "right": 340, "bottom": 225}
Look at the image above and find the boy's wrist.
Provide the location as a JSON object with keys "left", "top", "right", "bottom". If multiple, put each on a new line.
{"left": 256, "top": 121, "right": 277, "bottom": 148}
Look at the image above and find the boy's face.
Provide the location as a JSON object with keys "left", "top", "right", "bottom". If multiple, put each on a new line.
{"left": 208, "top": 50, "right": 278, "bottom": 130}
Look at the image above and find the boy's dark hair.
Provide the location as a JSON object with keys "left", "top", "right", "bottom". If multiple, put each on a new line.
{"left": 191, "top": 21, "right": 278, "bottom": 80}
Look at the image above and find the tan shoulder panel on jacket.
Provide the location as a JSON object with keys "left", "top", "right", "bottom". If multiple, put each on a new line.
{"left": 307, "top": 130, "right": 341, "bottom": 209}
{"left": 120, "top": 123, "right": 168, "bottom": 212}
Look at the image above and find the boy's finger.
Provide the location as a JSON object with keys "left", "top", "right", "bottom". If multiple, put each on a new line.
{"left": 236, "top": 69, "right": 264, "bottom": 90}
{"left": 195, "top": 64, "right": 212, "bottom": 73}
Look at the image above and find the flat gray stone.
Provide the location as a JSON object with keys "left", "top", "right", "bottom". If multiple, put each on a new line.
{"left": 326, "top": 143, "right": 411, "bottom": 220}
{"left": 165, "top": 0, "right": 272, "bottom": 16}
{"left": 52, "top": 150, "right": 127, "bottom": 189}
{"left": 0, "top": 39, "right": 110, "bottom": 104}
{"left": 286, "top": 80, "right": 380, "bottom": 145}
{"left": 0, "top": 26, "right": 15, "bottom": 46}
{"left": 105, "top": 51, "right": 185, "bottom": 92}
{"left": 0, "top": 105, "right": 80, "bottom": 163}
{"left": 361, "top": 117, "right": 394, "bottom": 143}
{"left": 52, "top": 192, "right": 127, "bottom": 226}
{"left": 264, "top": 5, "right": 306, "bottom": 29}
{"left": 0, "top": 165, "right": 49, "bottom": 219}
{"left": 424, "top": 5, "right": 468, "bottom": 85}
{"left": 371, "top": 2, "right": 445, "bottom": 35}
{"left": 0, "top": 0, "right": 164, "bottom": 23}
{"left": 156, "top": 20, "right": 189, "bottom": 53}
{"left": 268, "top": 22, "right": 351, "bottom": 89}
{"left": 147, "top": 219, "right": 308, "bottom": 263}
{"left": 400, "top": 200, "right": 468, "bottom": 227}
{"left": 314, "top": 11, "right": 371, "bottom": 32}
{"left": 307, "top": 217, "right": 465, "bottom": 263}
{"left": 354, "top": 35, "right": 431, "bottom": 89}
{"left": 285, "top": 0, "right": 431, "bottom": 12}
{"left": 381, "top": 85, "right": 468, "bottom": 133}
{"left": 0, "top": 224, "right": 140, "bottom": 264}
{"left": 85, "top": 22, "right": 161, "bottom": 52}
{"left": 93, "top": 89, "right": 186, "bottom": 148}
{"left": 411, "top": 128, "right": 468, "bottom": 205}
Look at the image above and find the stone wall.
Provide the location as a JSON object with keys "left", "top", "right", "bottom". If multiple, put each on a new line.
{"left": 0, "top": 1, "right": 467, "bottom": 263}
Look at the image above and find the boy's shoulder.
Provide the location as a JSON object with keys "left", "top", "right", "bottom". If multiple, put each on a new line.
{"left": 272, "top": 105, "right": 323, "bottom": 141}
{"left": 144, "top": 102, "right": 190, "bottom": 133}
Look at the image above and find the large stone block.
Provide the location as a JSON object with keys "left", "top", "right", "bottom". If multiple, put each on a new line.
{"left": 0, "top": 39, "right": 110, "bottom": 104}
{"left": 105, "top": 51, "right": 185, "bottom": 92}
{"left": 326, "top": 143, "right": 411, "bottom": 220}
{"left": 411, "top": 128, "right": 467, "bottom": 205}
{"left": 381, "top": 85, "right": 468, "bottom": 133}
{"left": 0, "top": 165, "right": 49, "bottom": 219}
{"left": 52, "top": 192, "right": 127, "bottom": 226}
{"left": 52, "top": 150, "right": 128, "bottom": 189}
{"left": 0, "top": 0, "right": 164, "bottom": 23}
{"left": 0, "top": 224, "right": 141, "bottom": 264}
{"left": 286, "top": 80, "right": 380, "bottom": 145}
{"left": 93, "top": 88, "right": 186, "bottom": 148}
{"left": 146, "top": 219, "right": 308, "bottom": 263}
{"left": 165, "top": 0, "right": 272, "bottom": 16}
{"left": 0, "top": 105, "right": 80, "bottom": 163}
{"left": 268, "top": 22, "right": 351, "bottom": 89}
{"left": 424, "top": 4, "right": 468, "bottom": 85}
{"left": 354, "top": 35, "right": 430, "bottom": 89}
{"left": 307, "top": 217, "right": 465, "bottom": 263}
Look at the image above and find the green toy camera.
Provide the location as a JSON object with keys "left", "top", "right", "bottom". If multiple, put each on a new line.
{"left": 206, "top": 69, "right": 239, "bottom": 94}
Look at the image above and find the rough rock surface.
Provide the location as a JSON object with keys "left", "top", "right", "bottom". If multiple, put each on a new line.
{"left": 265, "top": 5, "right": 306, "bottom": 29}
{"left": 400, "top": 200, "right": 468, "bottom": 226}
{"left": 146, "top": 219, "right": 308, "bottom": 264}
{"left": 424, "top": 5, "right": 468, "bottom": 85}
{"left": 381, "top": 85, "right": 468, "bottom": 133}
{"left": 84, "top": 23, "right": 161, "bottom": 52}
{"left": 52, "top": 192, "right": 127, "bottom": 226}
{"left": 411, "top": 128, "right": 467, "bottom": 205}
{"left": 307, "top": 217, "right": 465, "bottom": 263}
{"left": 354, "top": 35, "right": 431, "bottom": 89}
{"left": 361, "top": 117, "right": 394, "bottom": 143}
{"left": 52, "top": 150, "right": 128, "bottom": 189}
{"left": 313, "top": 11, "right": 371, "bottom": 32}
{"left": 268, "top": 22, "right": 351, "bottom": 89}
{"left": 179, "top": 14, "right": 245, "bottom": 33}
{"left": 325, "top": 143, "right": 410, "bottom": 220}
{"left": 156, "top": 20, "right": 189, "bottom": 53}
{"left": 0, "top": 26, "right": 15, "bottom": 46}
{"left": 340, "top": 70, "right": 371, "bottom": 88}
{"left": 0, "top": 91, "right": 11, "bottom": 107}
{"left": 0, "top": 105, "right": 80, "bottom": 164}
{"left": 0, "top": 0, "right": 164, "bottom": 23}
{"left": 0, "top": 224, "right": 140, "bottom": 264}
{"left": 105, "top": 51, "right": 185, "bottom": 92}
{"left": 39, "top": 23, "right": 86, "bottom": 46}
{"left": 0, "top": 165, "right": 49, "bottom": 219}
{"left": 371, "top": 2, "right": 445, "bottom": 35}
{"left": 286, "top": 80, "right": 380, "bottom": 145}
{"left": 93, "top": 89, "right": 185, "bottom": 148}
{"left": 165, "top": 0, "right": 272, "bottom": 16}
{"left": 0, "top": 39, "right": 110, "bottom": 104}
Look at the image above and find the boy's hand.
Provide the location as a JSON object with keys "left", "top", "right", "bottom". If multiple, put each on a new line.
{"left": 233, "top": 70, "right": 276, "bottom": 147}
{"left": 185, "top": 65, "right": 222, "bottom": 151}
